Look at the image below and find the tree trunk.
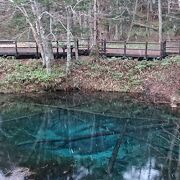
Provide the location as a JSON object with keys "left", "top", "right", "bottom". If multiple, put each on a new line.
{"left": 90, "top": 0, "right": 100, "bottom": 59}
{"left": 158, "top": 0, "right": 163, "bottom": 43}
{"left": 168, "top": 0, "right": 171, "bottom": 14}
{"left": 114, "top": 24, "right": 119, "bottom": 40}
{"left": 72, "top": 12, "right": 79, "bottom": 61}
{"left": 127, "top": 0, "right": 138, "bottom": 42}
{"left": 35, "top": 21, "right": 46, "bottom": 67}
{"left": 88, "top": 3, "right": 93, "bottom": 44}
{"left": 66, "top": 6, "right": 72, "bottom": 75}
{"left": 44, "top": 40, "right": 54, "bottom": 73}
{"left": 93, "top": 0, "right": 98, "bottom": 47}
{"left": 146, "top": 0, "right": 150, "bottom": 41}
{"left": 30, "top": 0, "right": 54, "bottom": 73}
{"left": 74, "top": 36, "right": 79, "bottom": 61}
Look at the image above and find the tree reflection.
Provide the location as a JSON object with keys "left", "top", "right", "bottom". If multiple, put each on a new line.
{"left": 0, "top": 96, "right": 179, "bottom": 179}
{"left": 123, "top": 158, "right": 161, "bottom": 180}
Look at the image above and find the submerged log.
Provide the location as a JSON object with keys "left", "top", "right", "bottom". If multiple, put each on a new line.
{"left": 17, "top": 131, "right": 119, "bottom": 147}
{"left": 17, "top": 122, "right": 175, "bottom": 148}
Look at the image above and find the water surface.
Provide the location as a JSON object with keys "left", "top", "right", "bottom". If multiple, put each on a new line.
{"left": 0, "top": 92, "right": 179, "bottom": 180}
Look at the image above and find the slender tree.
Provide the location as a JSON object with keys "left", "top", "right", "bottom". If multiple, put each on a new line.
{"left": 158, "top": 0, "right": 163, "bottom": 43}
{"left": 66, "top": 5, "right": 72, "bottom": 75}
{"left": 9, "top": 0, "right": 54, "bottom": 73}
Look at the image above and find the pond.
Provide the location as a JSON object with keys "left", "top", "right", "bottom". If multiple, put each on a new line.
{"left": 0, "top": 92, "right": 179, "bottom": 180}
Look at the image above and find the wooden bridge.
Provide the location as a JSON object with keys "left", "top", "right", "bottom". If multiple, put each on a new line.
{"left": 0, "top": 39, "right": 179, "bottom": 59}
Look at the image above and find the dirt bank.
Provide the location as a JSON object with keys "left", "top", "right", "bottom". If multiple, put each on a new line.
{"left": 0, "top": 56, "right": 180, "bottom": 104}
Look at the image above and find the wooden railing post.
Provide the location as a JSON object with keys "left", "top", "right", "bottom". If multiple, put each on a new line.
{"left": 124, "top": 41, "right": 127, "bottom": 57}
{"left": 77, "top": 39, "right": 79, "bottom": 54}
{"left": 160, "top": 41, "right": 163, "bottom": 60}
{"left": 163, "top": 40, "right": 166, "bottom": 57}
{"left": 87, "top": 37, "right": 90, "bottom": 51}
{"left": 104, "top": 39, "right": 106, "bottom": 54}
{"left": 71, "top": 45, "right": 73, "bottom": 54}
{"left": 56, "top": 41, "right": 59, "bottom": 58}
{"left": 36, "top": 42, "right": 39, "bottom": 58}
{"left": 62, "top": 45, "right": 66, "bottom": 59}
{"left": 145, "top": 41, "right": 148, "bottom": 59}
{"left": 15, "top": 40, "right": 18, "bottom": 58}
{"left": 100, "top": 39, "right": 103, "bottom": 53}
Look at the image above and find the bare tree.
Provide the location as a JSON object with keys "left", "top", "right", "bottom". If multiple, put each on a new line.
{"left": 66, "top": 5, "right": 72, "bottom": 75}
{"left": 127, "top": 0, "right": 138, "bottom": 42}
{"left": 158, "top": 0, "right": 163, "bottom": 43}
{"left": 9, "top": 0, "right": 54, "bottom": 73}
{"left": 90, "top": 0, "right": 100, "bottom": 58}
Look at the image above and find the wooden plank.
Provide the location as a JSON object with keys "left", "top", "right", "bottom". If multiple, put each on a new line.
{"left": 56, "top": 41, "right": 59, "bottom": 55}
{"left": 145, "top": 42, "right": 148, "bottom": 59}
{"left": 0, "top": 40, "right": 15, "bottom": 44}
{"left": 104, "top": 39, "right": 107, "bottom": 54}
{"left": 16, "top": 46, "right": 36, "bottom": 48}
{"left": 36, "top": 42, "right": 39, "bottom": 58}
{"left": 126, "top": 42, "right": 147, "bottom": 45}
{"left": 87, "top": 37, "right": 90, "bottom": 51}
{"left": 160, "top": 41, "right": 163, "bottom": 60}
{"left": 163, "top": 41, "right": 166, "bottom": 57}
{"left": 124, "top": 41, "right": 126, "bottom": 57}
{"left": 77, "top": 39, "right": 79, "bottom": 54}
{"left": 106, "top": 41, "right": 124, "bottom": 44}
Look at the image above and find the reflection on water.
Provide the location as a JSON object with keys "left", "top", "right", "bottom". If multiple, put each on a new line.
{"left": 0, "top": 93, "right": 179, "bottom": 179}
{"left": 0, "top": 167, "right": 32, "bottom": 180}
{"left": 123, "top": 158, "right": 160, "bottom": 180}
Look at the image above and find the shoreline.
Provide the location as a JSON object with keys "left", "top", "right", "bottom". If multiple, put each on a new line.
{"left": 0, "top": 56, "right": 180, "bottom": 106}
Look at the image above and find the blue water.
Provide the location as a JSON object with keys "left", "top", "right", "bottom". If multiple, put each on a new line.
{"left": 0, "top": 93, "right": 179, "bottom": 180}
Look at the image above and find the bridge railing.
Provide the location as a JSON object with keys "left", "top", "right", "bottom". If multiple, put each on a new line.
{"left": 166, "top": 40, "right": 180, "bottom": 55}
{"left": 0, "top": 39, "right": 179, "bottom": 59}
{"left": 103, "top": 41, "right": 166, "bottom": 58}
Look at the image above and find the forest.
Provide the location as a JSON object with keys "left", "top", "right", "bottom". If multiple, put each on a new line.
{"left": 0, "top": 0, "right": 179, "bottom": 71}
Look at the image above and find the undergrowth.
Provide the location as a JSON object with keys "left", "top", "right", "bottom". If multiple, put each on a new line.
{"left": 0, "top": 56, "right": 179, "bottom": 93}
{"left": 0, "top": 58, "right": 66, "bottom": 92}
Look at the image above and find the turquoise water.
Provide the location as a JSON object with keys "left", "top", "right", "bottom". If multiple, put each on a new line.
{"left": 0, "top": 93, "right": 179, "bottom": 179}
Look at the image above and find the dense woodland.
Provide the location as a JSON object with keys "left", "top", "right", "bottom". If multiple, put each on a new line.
{"left": 0, "top": 0, "right": 180, "bottom": 73}
{"left": 0, "top": 0, "right": 180, "bottom": 40}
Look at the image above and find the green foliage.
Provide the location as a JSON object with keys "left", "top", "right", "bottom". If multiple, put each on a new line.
{"left": 74, "top": 59, "right": 89, "bottom": 66}
{"left": 0, "top": 58, "right": 66, "bottom": 92}
{"left": 111, "top": 72, "right": 124, "bottom": 80}
{"left": 134, "top": 61, "right": 156, "bottom": 71}
{"left": 171, "top": 56, "right": 180, "bottom": 63}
